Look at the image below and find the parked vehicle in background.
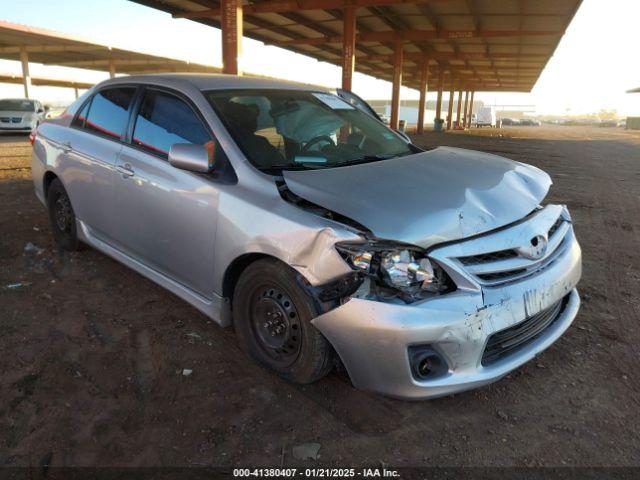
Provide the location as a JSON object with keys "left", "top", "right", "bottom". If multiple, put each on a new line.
{"left": 476, "top": 106, "right": 497, "bottom": 127}
{"left": 0, "top": 98, "right": 47, "bottom": 133}
{"left": 598, "top": 119, "right": 617, "bottom": 128}
{"left": 618, "top": 119, "right": 627, "bottom": 128}
{"left": 31, "top": 74, "right": 582, "bottom": 399}
{"left": 500, "top": 118, "right": 520, "bottom": 126}
{"left": 520, "top": 119, "right": 541, "bottom": 127}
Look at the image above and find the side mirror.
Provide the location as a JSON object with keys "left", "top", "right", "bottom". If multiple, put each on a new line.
{"left": 169, "top": 143, "right": 212, "bottom": 173}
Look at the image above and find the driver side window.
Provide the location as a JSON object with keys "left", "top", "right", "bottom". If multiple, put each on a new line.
{"left": 132, "top": 89, "right": 213, "bottom": 159}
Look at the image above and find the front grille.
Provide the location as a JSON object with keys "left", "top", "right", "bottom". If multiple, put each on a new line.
{"left": 458, "top": 249, "right": 518, "bottom": 266}
{"left": 0, "top": 117, "right": 21, "bottom": 124}
{"left": 548, "top": 217, "right": 563, "bottom": 238}
{"left": 482, "top": 297, "right": 566, "bottom": 366}
{"left": 477, "top": 269, "right": 526, "bottom": 282}
{"left": 452, "top": 211, "right": 570, "bottom": 286}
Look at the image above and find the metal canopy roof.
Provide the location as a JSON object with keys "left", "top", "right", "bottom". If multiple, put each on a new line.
{"left": 131, "top": 0, "right": 581, "bottom": 92}
{"left": 0, "top": 73, "right": 93, "bottom": 90}
{"left": 628, "top": 87, "right": 640, "bottom": 94}
{"left": 0, "top": 20, "right": 221, "bottom": 75}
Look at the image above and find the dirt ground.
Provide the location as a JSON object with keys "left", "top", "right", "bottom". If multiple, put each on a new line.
{"left": 1, "top": 125, "right": 639, "bottom": 468}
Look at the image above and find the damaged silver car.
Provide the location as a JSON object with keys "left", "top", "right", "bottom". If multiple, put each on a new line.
{"left": 31, "top": 74, "right": 581, "bottom": 399}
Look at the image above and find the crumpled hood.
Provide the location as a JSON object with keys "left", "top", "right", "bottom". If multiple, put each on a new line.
{"left": 283, "top": 146, "right": 551, "bottom": 249}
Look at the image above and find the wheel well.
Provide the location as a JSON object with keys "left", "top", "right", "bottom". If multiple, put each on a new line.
{"left": 43, "top": 171, "right": 59, "bottom": 200}
{"left": 222, "top": 253, "right": 273, "bottom": 307}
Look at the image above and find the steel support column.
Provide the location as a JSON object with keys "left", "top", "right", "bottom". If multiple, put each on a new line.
{"left": 446, "top": 80, "right": 455, "bottom": 130}
{"left": 390, "top": 35, "right": 403, "bottom": 130}
{"left": 435, "top": 70, "right": 444, "bottom": 127}
{"left": 341, "top": 6, "right": 356, "bottom": 91}
{"left": 74, "top": 87, "right": 79, "bottom": 99}
{"left": 462, "top": 90, "right": 470, "bottom": 128}
{"left": 416, "top": 58, "right": 429, "bottom": 134}
{"left": 467, "top": 91, "right": 475, "bottom": 128}
{"left": 455, "top": 89, "right": 463, "bottom": 128}
{"left": 108, "top": 59, "right": 116, "bottom": 78}
{"left": 20, "top": 47, "right": 31, "bottom": 98}
{"left": 221, "top": 0, "right": 243, "bottom": 75}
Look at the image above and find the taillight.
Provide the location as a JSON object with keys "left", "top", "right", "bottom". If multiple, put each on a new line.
{"left": 29, "top": 130, "right": 36, "bottom": 146}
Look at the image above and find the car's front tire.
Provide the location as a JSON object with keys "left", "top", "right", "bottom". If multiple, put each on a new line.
{"left": 232, "top": 258, "right": 334, "bottom": 384}
{"left": 47, "top": 178, "right": 81, "bottom": 251}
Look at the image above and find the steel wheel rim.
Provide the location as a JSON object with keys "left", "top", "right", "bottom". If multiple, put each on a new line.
{"left": 250, "top": 286, "right": 302, "bottom": 367}
{"left": 54, "top": 193, "right": 72, "bottom": 232}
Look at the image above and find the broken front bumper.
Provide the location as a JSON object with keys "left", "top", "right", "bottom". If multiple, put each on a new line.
{"left": 312, "top": 219, "right": 582, "bottom": 400}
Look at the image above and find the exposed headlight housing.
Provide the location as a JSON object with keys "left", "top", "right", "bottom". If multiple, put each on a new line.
{"left": 335, "top": 241, "right": 454, "bottom": 302}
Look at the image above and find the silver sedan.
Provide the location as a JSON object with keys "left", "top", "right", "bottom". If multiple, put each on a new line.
{"left": 31, "top": 74, "right": 581, "bottom": 399}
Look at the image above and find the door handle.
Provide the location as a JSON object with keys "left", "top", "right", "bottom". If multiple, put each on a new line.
{"left": 61, "top": 141, "right": 72, "bottom": 153}
{"left": 116, "top": 163, "right": 135, "bottom": 177}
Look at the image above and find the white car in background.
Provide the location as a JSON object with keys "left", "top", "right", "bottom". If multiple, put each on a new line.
{"left": 0, "top": 98, "right": 47, "bottom": 133}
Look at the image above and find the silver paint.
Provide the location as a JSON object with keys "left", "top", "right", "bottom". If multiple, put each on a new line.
{"left": 31, "top": 74, "right": 581, "bottom": 399}
{"left": 283, "top": 146, "right": 551, "bottom": 248}
{"left": 169, "top": 143, "right": 212, "bottom": 173}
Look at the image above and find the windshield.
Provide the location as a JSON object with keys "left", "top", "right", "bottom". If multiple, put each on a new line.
{"left": 0, "top": 99, "right": 35, "bottom": 112}
{"left": 204, "top": 89, "right": 413, "bottom": 172}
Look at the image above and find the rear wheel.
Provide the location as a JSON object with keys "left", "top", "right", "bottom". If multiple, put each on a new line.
{"left": 233, "top": 259, "right": 334, "bottom": 384}
{"left": 47, "top": 178, "right": 80, "bottom": 251}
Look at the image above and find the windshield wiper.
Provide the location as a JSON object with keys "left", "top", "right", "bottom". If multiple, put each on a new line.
{"left": 333, "top": 153, "right": 400, "bottom": 167}
{"left": 261, "top": 154, "right": 401, "bottom": 173}
{"left": 259, "top": 163, "right": 326, "bottom": 173}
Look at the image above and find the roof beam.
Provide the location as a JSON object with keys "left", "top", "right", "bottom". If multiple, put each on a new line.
{"left": 0, "top": 45, "right": 107, "bottom": 54}
{"left": 268, "top": 29, "right": 562, "bottom": 45}
{"left": 359, "top": 52, "right": 546, "bottom": 62}
{"left": 0, "top": 73, "right": 93, "bottom": 89}
{"left": 173, "top": 0, "right": 454, "bottom": 18}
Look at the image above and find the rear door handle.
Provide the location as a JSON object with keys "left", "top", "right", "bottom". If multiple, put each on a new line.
{"left": 61, "top": 141, "right": 72, "bottom": 153}
{"left": 116, "top": 163, "right": 135, "bottom": 177}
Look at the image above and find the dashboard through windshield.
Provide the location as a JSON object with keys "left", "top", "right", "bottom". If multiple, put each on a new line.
{"left": 204, "top": 89, "right": 413, "bottom": 172}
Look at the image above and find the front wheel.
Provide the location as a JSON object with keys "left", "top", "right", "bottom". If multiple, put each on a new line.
{"left": 232, "top": 259, "right": 334, "bottom": 384}
{"left": 47, "top": 178, "right": 81, "bottom": 251}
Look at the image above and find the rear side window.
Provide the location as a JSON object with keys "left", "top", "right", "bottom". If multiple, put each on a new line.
{"left": 71, "top": 100, "right": 90, "bottom": 128}
{"left": 84, "top": 87, "right": 136, "bottom": 139}
{"left": 132, "top": 89, "right": 211, "bottom": 158}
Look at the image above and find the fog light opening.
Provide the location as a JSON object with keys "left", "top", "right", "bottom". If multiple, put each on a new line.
{"left": 418, "top": 357, "right": 434, "bottom": 377}
{"left": 409, "top": 346, "right": 448, "bottom": 381}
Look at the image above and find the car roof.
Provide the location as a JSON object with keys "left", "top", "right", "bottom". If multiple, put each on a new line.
{"left": 97, "top": 73, "right": 329, "bottom": 93}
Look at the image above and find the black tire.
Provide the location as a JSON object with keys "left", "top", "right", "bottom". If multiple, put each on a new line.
{"left": 233, "top": 258, "right": 334, "bottom": 384}
{"left": 47, "top": 178, "right": 80, "bottom": 251}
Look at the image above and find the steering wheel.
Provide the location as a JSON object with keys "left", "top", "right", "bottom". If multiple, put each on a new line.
{"left": 301, "top": 135, "right": 336, "bottom": 153}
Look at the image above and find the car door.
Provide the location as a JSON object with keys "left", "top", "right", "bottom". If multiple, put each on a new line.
{"left": 113, "top": 87, "right": 221, "bottom": 297}
{"left": 61, "top": 86, "right": 137, "bottom": 243}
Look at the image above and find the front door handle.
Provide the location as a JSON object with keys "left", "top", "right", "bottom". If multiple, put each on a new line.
{"left": 61, "top": 141, "right": 72, "bottom": 153}
{"left": 116, "top": 163, "right": 135, "bottom": 177}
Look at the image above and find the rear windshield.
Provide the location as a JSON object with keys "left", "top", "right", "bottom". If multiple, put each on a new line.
{"left": 0, "top": 99, "right": 35, "bottom": 112}
{"left": 203, "top": 89, "right": 412, "bottom": 173}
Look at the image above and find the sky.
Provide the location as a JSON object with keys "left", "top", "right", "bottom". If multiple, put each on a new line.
{"left": 0, "top": 0, "right": 639, "bottom": 116}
